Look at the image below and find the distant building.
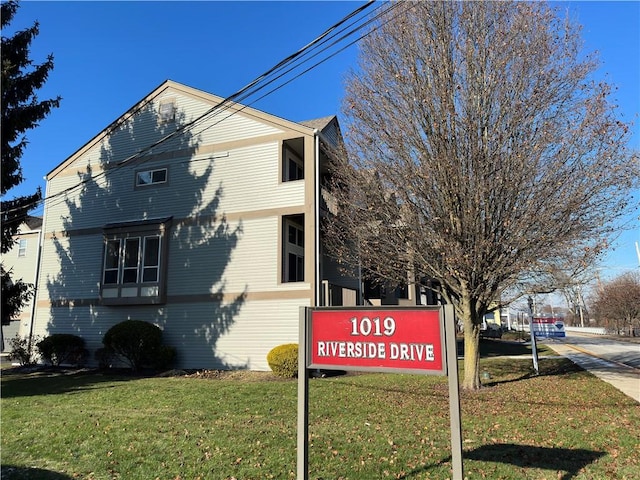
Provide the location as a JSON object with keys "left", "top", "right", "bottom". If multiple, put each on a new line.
{"left": 1, "top": 216, "right": 42, "bottom": 351}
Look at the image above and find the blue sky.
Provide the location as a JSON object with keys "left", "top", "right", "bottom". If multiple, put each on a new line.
{"left": 5, "top": 0, "right": 640, "bottom": 277}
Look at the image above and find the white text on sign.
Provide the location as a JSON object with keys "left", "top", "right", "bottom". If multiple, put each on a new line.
{"left": 316, "top": 341, "right": 435, "bottom": 361}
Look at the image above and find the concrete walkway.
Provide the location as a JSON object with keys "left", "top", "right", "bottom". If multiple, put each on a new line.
{"left": 545, "top": 340, "right": 640, "bottom": 403}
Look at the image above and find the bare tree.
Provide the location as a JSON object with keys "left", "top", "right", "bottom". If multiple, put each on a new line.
{"left": 327, "top": 1, "right": 637, "bottom": 389}
{"left": 591, "top": 272, "right": 640, "bottom": 335}
{"left": 555, "top": 270, "right": 591, "bottom": 327}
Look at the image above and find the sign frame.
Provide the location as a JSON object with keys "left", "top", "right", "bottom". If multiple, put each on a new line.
{"left": 306, "top": 306, "right": 447, "bottom": 375}
{"left": 297, "top": 304, "right": 463, "bottom": 480}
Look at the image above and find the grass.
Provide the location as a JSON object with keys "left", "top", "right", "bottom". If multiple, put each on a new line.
{"left": 1, "top": 339, "right": 638, "bottom": 480}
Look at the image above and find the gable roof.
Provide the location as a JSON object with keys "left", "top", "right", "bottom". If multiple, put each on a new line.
{"left": 300, "top": 115, "right": 337, "bottom": 132}
{"left": 46, "top": 80, "right": 321, "bottom": 181}
{"left": 24, "top": 216, "right": 43, "bottom": 230}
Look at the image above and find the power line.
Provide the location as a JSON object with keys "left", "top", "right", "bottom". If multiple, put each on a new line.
{"left": 3, "top": 0, "right": 404, "bottom": 218}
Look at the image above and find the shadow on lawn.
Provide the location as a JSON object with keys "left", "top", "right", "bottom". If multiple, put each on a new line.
{"left": 455, "top": 337, "right": 549, "bottom": 359}
{"left": 464, "top": 443, "right": 606, "bottom": 480}
{"left": 481, "top": 357, "right": 585, "bottom": 388}
{"left": 0, "top": 368, "right": 135, "bottom": 399}
{"left": 1, "top": 465, "right": 72, "bottom": 479}
{"left": 399, "top": 444, "right": 605, "bottom": 480}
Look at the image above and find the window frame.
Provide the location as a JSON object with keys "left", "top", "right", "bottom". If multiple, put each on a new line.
{"left": 282, "top": 141, "right": 304, "bottom": 182}
{"left": 135, "top": 166, "right": 168, "bottom": 189}
{"left": 17, "top": 238, "right": 27, "bottom": 257}
{"left": 283, "top": 215, "right": 305, "bottom": 283}
{"left": 100, "top": 217, "right": 172, "bottom": 305}
{"left": 158, "top": 99, "right": 176, "bottom": 124}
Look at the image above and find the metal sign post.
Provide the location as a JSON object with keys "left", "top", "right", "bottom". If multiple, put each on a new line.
{"left": 527, "top": 296, "right": 539, "bottom": 375}
{"left": 297, "top": 305, "right": 463, "bottom": 480}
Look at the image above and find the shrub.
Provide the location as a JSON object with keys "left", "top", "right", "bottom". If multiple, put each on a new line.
{"left": 7, "top": 334, "right": 40, "bottom": 366}
{"left": 36, "top": 334, "right": 88, "bottom": 366}
{"left": 267, "top": 343, "right": 298, "bottom": 378}
{"left": 152, "top": 345, "right": 177, "bottom": 370}
{"left": 95, "top": 347, "right": 114, "bottom": 370}
{"left": 102, "top": 320, "right": 174, "bottom": 372}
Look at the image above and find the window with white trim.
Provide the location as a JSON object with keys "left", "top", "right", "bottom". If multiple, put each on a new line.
{"left": 101, "top": 217, "right": 171, "bottom": 305}
{"left": 136, "top": 167, "right": 167, "bottom": 187}
{"left": 283, "top": 215, "right": 304, "bottom": 282}
{"left": 17, "top": 239, "right": 27, "bottom": 257}
{"left": 283, "top": 138, "right": 304, "bottom": 181}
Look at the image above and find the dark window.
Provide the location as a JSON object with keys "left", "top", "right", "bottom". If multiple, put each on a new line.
{"left": 103, "top": 239, "right": 121, "bottom": 284}
{"left": 142, "top": 236, "right": 160, "bottom": 282}
{"left": 136, "top": 168, "right": 167, "bottom": 187}
{"left": 283, "top": 139, "right": 304, "bottom": 182}
{"left": 122, "top": 238, "right": 140, "bottom": 283}
{"left": 159, "top": 101, "right": 176, "bottom": 123}
{"left": 100, "top": 217, "right": 171, "bottom": 305}
{"left": 283, "top": 215, "right": 304, "bottom": 282}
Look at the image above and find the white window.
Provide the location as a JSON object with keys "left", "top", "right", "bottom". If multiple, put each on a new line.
{"left": 283, "top": 215, "right": 304, "bottom": 282}
{"left": 101, "top": 217, "right": 171, "bottom": 305}
{"left": 17, "top": 239, "right": 27, "bottom": 257}
{"left": 136, "top": 167, "right": 167, "bottom": 187}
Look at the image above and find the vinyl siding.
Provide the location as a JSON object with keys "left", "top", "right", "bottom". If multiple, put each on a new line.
{"left": 40, "top": 234, "right": 103, "bottom": 301}
{"left": 1, "top": 229, "right": 41, "bottom": 345}
{"left": 33, "top": 82, "right": 319, "bottom": 370}
{"left": 32, "top": 297, "right": 308, "bottom": 371}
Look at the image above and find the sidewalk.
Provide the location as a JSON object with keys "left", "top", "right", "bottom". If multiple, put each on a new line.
{"left": 545, "top": 340, "right": 640, "bottom": 403}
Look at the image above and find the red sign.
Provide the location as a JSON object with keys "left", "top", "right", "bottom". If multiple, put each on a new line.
{"left": 308, "top": 308, "right": 445, "bottom": 374}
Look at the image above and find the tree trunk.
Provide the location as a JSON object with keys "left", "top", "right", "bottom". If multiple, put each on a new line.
{"left": 461, "top": 295, "right": 482, "bottom": 390}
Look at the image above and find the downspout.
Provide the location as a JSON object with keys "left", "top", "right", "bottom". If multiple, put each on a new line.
{"left": 314, "top": 130, "right": 321, "bottom": 307}
{"left": 27, "top": 227, "right": 43, "bottom": 352}
{"left": 28, "top": 180, "right": 47, "bottom": 352}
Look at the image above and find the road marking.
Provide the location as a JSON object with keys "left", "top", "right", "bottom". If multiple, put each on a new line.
{"left": 559, "top": 341, "right": 639, "bottom": 371}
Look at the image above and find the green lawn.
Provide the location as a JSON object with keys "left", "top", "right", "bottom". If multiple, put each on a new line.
{"left": 1, "top": 340, "right": 638, "bottom": 480}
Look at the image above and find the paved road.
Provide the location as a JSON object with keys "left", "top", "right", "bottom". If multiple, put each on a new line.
{"left": 560, "top": 332, "right": 640, "bottom": 368}
{"left": 545, "top": 333, "right": 640, "bottom": 403}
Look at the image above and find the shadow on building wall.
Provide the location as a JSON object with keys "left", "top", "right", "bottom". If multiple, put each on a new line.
{"left": 45, "top": 101, "right": 246, "bottom": 369}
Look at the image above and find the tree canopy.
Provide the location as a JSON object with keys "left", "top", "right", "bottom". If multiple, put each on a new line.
{"left": 592, "top": 272, "right": 640, "bottom": 335}
{"left": 327, "top": 1, "right": 637, "bottom": 389}
{"left": 1, "top": 0, "right": 60, "bottom": 327}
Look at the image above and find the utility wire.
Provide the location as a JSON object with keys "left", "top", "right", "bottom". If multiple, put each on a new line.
{"left": 4, "top": 0, "right": 405, "bottom": 218}
{"left": 192, "top": 1, "right": 408, "bottom": 140}
{"left": 29, "top": 0, "right": 391, "bottom": 216}
{"left": 37, "top": 0, "right": 412, "bottom": 217}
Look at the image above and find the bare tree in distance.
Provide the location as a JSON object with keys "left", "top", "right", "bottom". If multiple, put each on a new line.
{"left": 591, "top": 271, "right": 640, "bottom": 336}
{"left": 553, "top": 269, "right": 592, "bottom": 327}
{"left": 327, "top": 1, "right": 637, "bottom": 389}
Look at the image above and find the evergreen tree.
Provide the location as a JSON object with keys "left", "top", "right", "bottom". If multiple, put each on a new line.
{"left": 1, "top": 0, "right": 60, "bottom": 328}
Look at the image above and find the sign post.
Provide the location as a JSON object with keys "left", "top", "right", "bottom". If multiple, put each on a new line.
{"left": 297, "top": 307, "right": 309, "bottom": 480}
{"left": 297, "top": 306, "right": 463, "bottom": 479}
{"left": 444, "top": 304, "right": 463, "bottom": 480}
{"left": 527, "top": 297, "right": 539, "bottom": 375}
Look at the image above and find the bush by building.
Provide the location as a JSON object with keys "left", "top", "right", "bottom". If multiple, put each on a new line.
{"left": 101, "top": 320, "right": 175, "bottom": 372}
{"left": 37, "top": 333, "right": 88, "bottom": 366}
{"left": 266, "top": 343, "right": 298, "bottom": 378}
